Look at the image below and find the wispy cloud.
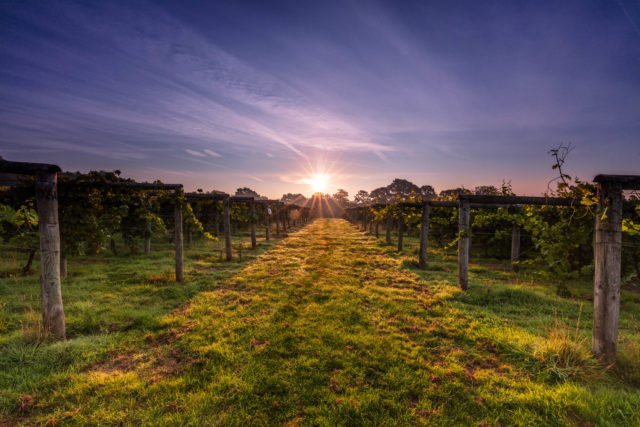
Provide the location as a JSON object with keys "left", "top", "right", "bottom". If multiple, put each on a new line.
{"left": 203, "top": 149, "right": 221, "bottom": 157}
{"left": 185, "top": 149, "right": 207, "bottom": 157}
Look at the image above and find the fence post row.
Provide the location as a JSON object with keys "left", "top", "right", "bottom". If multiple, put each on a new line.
{"left": 4, "top": 157, "right": 640, "bottom": 362}
{"left": 185, "top": 193, "right": 272, "bottom": 261}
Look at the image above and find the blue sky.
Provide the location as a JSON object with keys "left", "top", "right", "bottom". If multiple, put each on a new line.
{"left": 1, "top": 0, "right": 639, "bottom": 198}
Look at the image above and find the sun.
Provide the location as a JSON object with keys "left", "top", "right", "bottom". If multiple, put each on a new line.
{"left": 309, "top": 174, "right": 329, "bottom": 193}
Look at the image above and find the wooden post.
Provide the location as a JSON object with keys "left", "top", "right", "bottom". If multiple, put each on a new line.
{"left": 458, "top": 199, "right": 470, "bottom": 291}
{"left": 214, "top": 209, "right": 220, "bottom": 237}
{"left": 281, "top": 209, "right": 287, "bottom": 232}
{"left": 419, "top": 202, "right": 430, "bottom": 269}
{"left": 250, "top": 200, "right": 257, "bottom": 249}
{"left": 144, "top": 222, "right": 151, "bottom": 255}
{"left": 174, "top": 199, "right": 184, "bottom": 282}
{"left": 511, "top": 223, "right": 520, "bottom": 272}
{"left": 265, "top": 205, "right": 270, "bottom": 241}
{"left": 397, "top": 204, "right": 404, "bottom": 252}
{"left": 375, "top": 220, "right": 379, "bottom": 238}
{"left": 223, "top": 196, "right": 232, "bottom": 261}
{"left": 36, "top": 171, "right": 66, "bottom": 340}
{"left": 276, "top": 206, "right": 280, "bottom": 236}
{"left": 369, "top": 212, "right": 373, "bottom": 233}
{"left": 386, "top": 209, "right": 392, "bottom": 244}
{"left": 592, "top": 182, "right": 623, "bottom": 362}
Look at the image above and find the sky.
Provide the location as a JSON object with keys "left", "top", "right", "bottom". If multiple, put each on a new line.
{"left": 1, "top": 0, "right": 639, "bottom": 198}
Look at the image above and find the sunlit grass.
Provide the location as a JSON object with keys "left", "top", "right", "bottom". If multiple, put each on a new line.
{"left": 1, "top": 219, "right": 639, "bottom": 425}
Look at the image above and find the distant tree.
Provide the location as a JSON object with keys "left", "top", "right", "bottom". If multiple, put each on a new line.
{"left": 369, "top": 186, "right": 392, "bottom": 203}
{"left": 439, "top": 188, "right": 472, "bottom": 199}
{"left": 500, "top": 180, "right": 515, "bottom": 196}
{"left": 420, "top": 185, "right": 436, "bottom": 199}
{"left": 281, "top": 193, "right": 307, "bottom": 206}
{"left": 473, "top": 185, "right": 499, "bottom": 195}
{"left": 235, "top": 187, "right": 261, "bottom": 198}
{"left": 353, "top": 190, "right": 371, "bottom": 206}
{"left": 387, "top": 178, "right": 419, "bottom": 201}
{"left": 333, "top": 189, "right": 349, "bottom": 207}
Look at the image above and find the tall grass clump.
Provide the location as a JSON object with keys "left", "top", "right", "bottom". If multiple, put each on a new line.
{"left": 533, "top": 305, "right": 604, "bottom": 382}
{"left": 20, "top": 304, "right": 46, "bottom": 344}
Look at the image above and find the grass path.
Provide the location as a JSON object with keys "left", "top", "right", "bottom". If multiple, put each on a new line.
{"left": 4, "top": 219, "right": 640, "bottom": 425}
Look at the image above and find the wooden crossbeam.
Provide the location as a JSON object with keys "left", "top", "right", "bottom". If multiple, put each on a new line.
{"left": 185, "top": 192, "right": 228, "bottom": 200}
{"left": 459, "top": 195, "right": 577, "bottom": 206}
{"left": 594, "top": 174, "right": 640, "bottom": 190}
{"left": 0, "top": 157, "right": 61, "bottom": 174}
{"left": 64, "top": 181, "right": 183, "bottom": 190}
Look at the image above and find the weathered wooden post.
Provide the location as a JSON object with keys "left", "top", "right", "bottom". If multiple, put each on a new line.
{"left": 276, "top": 205, "right": 280, "bottom": 236}
{"left": 368, "top": 210, "right": 373, "bottom": 233}
{"left": 375, "top": 219, "right": 379, "bottom": 238}
{"left": 397, "top": 204, "right": 404, "bottom": 252}
{"left": 144, "top": 222, "right": 151, "bottom": 255}
{"left": 250, "top": 200, "right": 257, "bottom": 249}
{"left": 592, "top": 179, "right": 623, "bottom": 362}
{"left": 36, "top": 170, "right": 66, "bottom": 340}
{"left": 510, "top": 223, "right": 520, "bottom": 272}
{"left": 265, "top": 204, "right": 270, "bottom": 241}
{"left": 281, "top": 208, "right": 287, "bottom": 232}
{"left": 361, "top": 207, "right": 366, "bottom": 231}
{"left": 419, "top": 202, "right": 430, "bottom": 269}
{"left": 214, "top": 208, "right": 220, "bottom": 237}
{"left": 386, "top": 209, "right": 392, "bottom": 244}
{"left": 458, "top": 199, "right": 471, "bottom": 291}
{"left": 590, "top": 175, "right": 640, "bottom": 362}
{"left": 223, "top": 196, "right": 232, "bottom": 261}
{"left": 174, "top": 198, "right": 184, "bottom": 282}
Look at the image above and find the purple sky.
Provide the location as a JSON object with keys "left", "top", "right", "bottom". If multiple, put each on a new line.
{"left": 1, "top": 0, "right": 639, "bottom": 198}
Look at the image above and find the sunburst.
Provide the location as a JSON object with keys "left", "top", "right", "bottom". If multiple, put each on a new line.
{"left": 309, "top": 174, "right": 329, "bottom": 193}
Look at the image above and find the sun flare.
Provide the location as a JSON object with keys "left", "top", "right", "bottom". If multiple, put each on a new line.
{"left": 309, "top": 174, "right": 329, "bottom": 193}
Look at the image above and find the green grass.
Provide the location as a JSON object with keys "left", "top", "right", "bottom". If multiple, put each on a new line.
{"left": 1, "top": 219, "right": 639, "bottom": 425}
